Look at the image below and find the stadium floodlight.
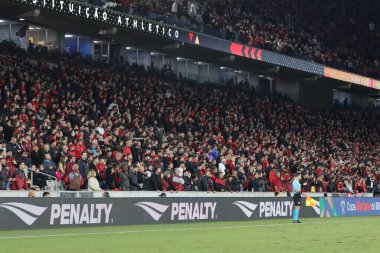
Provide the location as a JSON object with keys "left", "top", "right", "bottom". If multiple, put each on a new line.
{"left": 19, "top": 18, "right": 26, "bottom": 21}
{"left": 126, "top": 47, "right": 132, "bottom": 50}
{"left": 65, "top": 34, "right": 74, "bottom": 38}
{"left": 0, "top": 20, "right": 5, "bottom": 23}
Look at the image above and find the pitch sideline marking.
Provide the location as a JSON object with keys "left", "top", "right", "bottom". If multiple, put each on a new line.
{"left": 0, "top": 218, "right": 379, "bottom": 240}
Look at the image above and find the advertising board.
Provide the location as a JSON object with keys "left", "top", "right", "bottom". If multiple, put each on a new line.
{"left": 0, "top": 197, "right": 318, "bottom": 230}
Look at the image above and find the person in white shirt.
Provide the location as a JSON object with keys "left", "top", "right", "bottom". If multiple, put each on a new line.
{"left": 172, "top": 0, "right": 178, "bottom": 15}
{"left": 218, "top": 158, "right": 226, "bottom": 173}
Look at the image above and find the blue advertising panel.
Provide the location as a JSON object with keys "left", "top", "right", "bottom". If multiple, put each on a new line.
{"left": 320, "top": 197, "right": 380, "bottom": 217}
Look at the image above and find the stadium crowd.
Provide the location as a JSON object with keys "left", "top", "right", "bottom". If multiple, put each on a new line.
{"left": 0, "top": 40, "right": 380, "bottom": 195}
{"left": 94, "top": 0, "right": 380, "bottom": 78}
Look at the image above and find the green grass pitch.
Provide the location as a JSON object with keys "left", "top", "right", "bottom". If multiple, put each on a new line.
{"left": 1, "top": 217, "right": 379, "bottom": 253}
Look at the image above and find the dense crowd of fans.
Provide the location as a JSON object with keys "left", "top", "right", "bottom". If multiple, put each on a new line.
{"left": 0, "top": 40, "right": 380, "bottom": 195}
{"left": 94, "top": 0, "right": 380, "bottom": 78}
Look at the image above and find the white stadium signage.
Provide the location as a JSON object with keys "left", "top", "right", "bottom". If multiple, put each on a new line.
{"left": 14, "top": 0, "right": 180, "bottom": 39}
{"left": 135, "top": 201, "right": 217, "bottom": 221}
{"left": 50, "top": 203, "right": 113, "bottom": 225}
{"left": 259, "top": 201, "right": 294, "bottom": 218}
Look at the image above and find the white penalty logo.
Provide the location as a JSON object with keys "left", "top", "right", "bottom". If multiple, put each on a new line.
{"left": 0, "top": 202, "right": 47, "bottom": 225}
{"left": 135, "top": 202, "right": 217, "bottom": 221}
{"left": 232, "top": 201, "right": 258, "bottom": 218}
{"left": 135, "top": 202, "right": 170, "bottom": 221}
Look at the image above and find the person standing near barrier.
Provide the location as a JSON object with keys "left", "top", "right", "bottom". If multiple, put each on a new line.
{"left": 77, "top": 152, "right": 89, "bottom": 190}
{"left": 292, "top": 172, "right": 303, "bottom": 223}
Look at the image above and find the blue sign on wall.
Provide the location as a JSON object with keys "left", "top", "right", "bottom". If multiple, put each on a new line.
{"left": 320, "top": 197, "right": 380, "bottom": 217}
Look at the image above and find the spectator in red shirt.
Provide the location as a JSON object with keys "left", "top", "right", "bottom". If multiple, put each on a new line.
{"left": 74, "top": 140, "right": 87, "bottom": 159}
{"left": 215, "top": 172, "right": 227, "bottom": 192}
{"left": 270, "top": 171, "right": 283, "bottom": 192}
{"left": 10, "top": 168, "right": 28, "bottom": 190}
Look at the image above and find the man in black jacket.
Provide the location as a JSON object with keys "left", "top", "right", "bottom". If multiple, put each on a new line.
{"left": 129, "top": 165, "right": 139, "bottom": 191}
{"left": 183, "top": 170, "right": 193, "bottom": 191}
{"left": 150, "top": 167, "right": 163, "bottom": 191}
{"left": 77, "top": 152, "right": 89, "bottom": 189}
{"left": 373, "top": 184, "right": 380, "bottom": 197}
{"left": 227, "top": 172, "right": 241, "bottom": 192}
{"left": 250, "top": 172, "right": 264, "bottom": 192}
{"left": 0, "top": 163, "right": 10, "bottom": 190}
{"left": 198, "top": 169, "right": 214, "bottom": 192}
{"left": 118, "top": 163, "right": 130, "bottom": 191}
{"left": 185, "top": 156, "right": 197, "bottom": 175}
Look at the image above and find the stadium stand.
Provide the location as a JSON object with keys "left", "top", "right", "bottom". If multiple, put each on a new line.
{"left": 96, "top": 0, "right": 380, "bottom": 78}
{"left": 0, "top": 40, "right": 379, "bottom": 194}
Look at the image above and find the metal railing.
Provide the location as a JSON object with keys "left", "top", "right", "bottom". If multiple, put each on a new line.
{"left": 27, "top": 168, "right": 59, "bottom": 192}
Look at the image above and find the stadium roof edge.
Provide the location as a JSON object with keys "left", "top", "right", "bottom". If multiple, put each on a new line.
{"left": 1, "top": 0, "right": 379, "bottom": 91}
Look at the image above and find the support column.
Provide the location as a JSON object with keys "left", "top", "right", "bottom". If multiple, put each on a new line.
{"left": 57, "top": 31, "right": 65, "bottom": 54}
{"left": 185, "top": 59, "right": 188, "bottom": 79}
{"left": 45, "top": 28, "right": 48, "bottom": 46}
{"left": 8, "top": 20, "right": 11, "bottom": 41}
{"left": 107, "top": 42, "right": 110, "bottom": 63}
{"left": 77, "top": 35, "right": 80, "bottom": 54}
